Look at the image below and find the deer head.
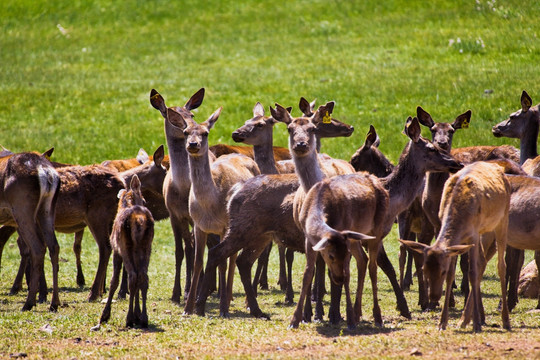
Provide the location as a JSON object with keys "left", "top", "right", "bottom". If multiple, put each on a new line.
{"left": 417, "top": 106, "right": 472, "bottom": 152}
{"left": 118, "top": 175, "right": 146, "bottom": 208}
{"left": 492, "top": 90, "right": 537, "bottom": 139}
{"left": 350, "top": 125, "right": 394, "bottom": 176}
{"left": 231, "top": 102, "right": 279, "bottom": 145}
{"left": 181, "top": 107, "right": 223, "bottom": 157}
{"left": 299, "top": 97, "right": 354, "bottom": 138}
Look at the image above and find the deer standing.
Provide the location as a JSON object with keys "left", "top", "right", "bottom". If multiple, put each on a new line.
{"left": 100, "top": 175, "right": 154, "bottom": 327}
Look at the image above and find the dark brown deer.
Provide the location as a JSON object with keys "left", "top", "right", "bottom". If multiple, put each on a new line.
{"left": 290, "top": 117, "right": 462, "bottom": 328}
{"left": 492, "top": 90, "right": 540, "bottom": 311}
{"left": 100, "top": 175, "right": 154, "bottom": 328}
{"left": 401, "top": 161, "right": 511, "bottom": 332}
{"left": 0, "top": 151, "right": 60, "bottom": 311}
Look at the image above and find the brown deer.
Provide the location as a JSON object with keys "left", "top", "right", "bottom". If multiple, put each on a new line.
{"left": 150, "top": 88, "right": 204, "bottom": 303}
{"left": 492, "top": 90, "right": 540, "bottom": 311}
{"left": 6, "top": 146, "right": 166, "bottom": 302}
{"left": 0, "top": 151, "right": 61, "bottom": 311}
{"left": 100, "top": 175, "right": 154, "bottom": 328}
{"left": 177, "top": 106, "right": 261, "bottom": 315}
{"left": 401, "top": 161, "right": 511, "bottom": 332}
{"left": 290, "top": 117, "right": 462, "bottom": 328}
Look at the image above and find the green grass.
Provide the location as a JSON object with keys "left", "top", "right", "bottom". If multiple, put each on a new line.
{"left": 1, "top": 0, "right": 540, "bottom": 358}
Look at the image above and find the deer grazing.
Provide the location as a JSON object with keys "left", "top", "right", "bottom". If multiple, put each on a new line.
{"left": 176, "top": 105, "right": 261, "bottom": 315}
{"left": 401, "top": 161, "right": 511, "bottom": 332}
{"left": 100, "top": 175, "right": 154, "bottom": 328}
{"left": 492, "top": 90, "right": 540, "bottom": 311}
{"left": 0, "top": 151, "right": 60, "bottom": 311}
{"left": 289, "top": 117, "right": 462, "bottom": 328}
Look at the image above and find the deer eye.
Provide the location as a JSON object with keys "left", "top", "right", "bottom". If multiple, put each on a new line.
{"left": 203, "top": 131, "right": 209, "bottom": 137}
{"left": 183, "top": 130, "right": 189, "bottom": 136}
{"left": 256, "top": 123, "right": 264, "bottom": 128}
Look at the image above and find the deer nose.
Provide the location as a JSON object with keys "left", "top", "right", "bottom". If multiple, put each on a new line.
{"left": 188, "top": 142, "right": 198, "bottom": 148}
{"left": 231, "top": 131, "right": 244, "bottom": 142}
{"left": 295, "top": 142, "right": 308, "bottom": 151}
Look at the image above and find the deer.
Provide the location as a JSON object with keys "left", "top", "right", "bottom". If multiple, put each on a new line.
{"left": 150, "top": 88, "right": 205, "bottom": 303}
{"left": 174, "top": 105, "right": 261, "bottom": 315}
{"left": 289, "top": 117, "right": 463, "bottom": 328}
{"left": 401, "top": 161, "right": 511, "bottom": 332}
{"left": 492, "top": 90, "right": 540, "bottom": 311}
{"left": 99, "top": 175, "right": 154, "bottom": 328}
{"left": 231, "top": 101, "right": 354, "bottom": 298}
{"left": 0, "top": 150, "right": 61, "bottom": 311}
{"left": 5, "top": 146, "right": 167, "bottom": 303}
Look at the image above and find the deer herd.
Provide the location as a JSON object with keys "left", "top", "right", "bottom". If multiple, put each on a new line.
{"left": 0, "top": 88, "right": 539, "bottom": 333}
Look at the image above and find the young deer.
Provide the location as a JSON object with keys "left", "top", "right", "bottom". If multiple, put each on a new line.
{"left": 401, "top": 161, "right": 511, "bottom": 332}
{"left": 290, "top": 117, "right": 463, "bottom": 329}
{"left": 0, "top": 151, "right": 60, "bottom": 311}
{"left": 178, "top": 106, "right": 261, "bottom": 315}
{"left": 150, "top": 88, "right": 204, "bottom": 303}
{"left": 100, "top": 175, "right": 154, "bottom": 328}
{"left": 492, "top": 90, "right": 540, "bottom": 311}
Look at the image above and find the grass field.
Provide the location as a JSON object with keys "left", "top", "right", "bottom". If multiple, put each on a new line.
{"left": 1, "top": 0, "right": 540, "bottom": 358}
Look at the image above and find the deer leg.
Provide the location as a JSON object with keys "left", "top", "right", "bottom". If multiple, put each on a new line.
{"left": 126, "top": 268, "right": 137, "bottom": 328}
{"left": 314, "top": 255, "right": 327, "bottom": 321}
{"left": 253, "top": 242, "right": 271, "bottom": 291}
{"left": 118, "top": 265, "right": 128, "bottom": 299}
{"left": 139, "top": 271, "right": 149, "bottom": 328}
{"left": 277, "top": 244, "right": 287, "bottom": 292}
{"left": 535, "top": 251, "right": 540, "bottom": 310}
{"left": 352, "top": 244, "right": 367, "bottom": 323}
{"left": 398, "top": 211, "right": 414, "bottom": 290}
{"left": 342, "top": 257, "right": 357, "bottom": 330}
{"left": 73, "top": 230, "right": 85, "bottom": 287}
{"left": 184, "top": 227, "right": 207, "bottom": 315}
{"left": 460, "top": 239, "right": 482, "bottom": 332}
{"left": 377, "top": 245, "right": 411, "bottom": 319}
{"left": 225, "top": 251, "right": 238, "bottom": 310}
{"left": 0, "top": 226, "right": 17, "bottom": 274}
{"left": 86, "top": 222, "right": 113, "bottom": 301}
{"left": 328, "top": 277, "right": 343, "bottom": 324}
{"left": 100, "top": 253, "right": 122, "bottom": 324}
{"left": 284, "top": 248, "right": 295, "bottom": 304}
{"left": 169, "top": 214, "right": 186, "bottom": 304}
{"left": 368, "top": 240, "right": 382, "bottom": 327}
{"left": 505, "top": 246, "right": 524, "bottom": 311}
{"left": 495, "top": 226, "right": 510, "bottom": 330}
{"left": 439, "top": 257, "right": 457, "bottom": 330}
{"left": 11, "top": 236, "right": 29, "bottom": 295}
{"left": 236, "top": 243, "right": 271, "bottom": 319}
{"left": 289, "top": 245, "right": 317, "bottom": 328}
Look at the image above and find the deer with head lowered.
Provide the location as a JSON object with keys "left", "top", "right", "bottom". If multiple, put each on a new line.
{"left": 0, "top": 150, "right": 60, "bottom": 311}
{"left": 289, "top": 117, "right": 462, "bottom": 329}
{"left": 492, "top": 90, "right": 540, "bottom": 311}
{"left": 175, "top": 105, "right": 261, "bottom": 315}
{"left": 401, "top": 161, "right": 512, "bottom": 332}
{"left": 99, "top": 175, "right": 154, "bottom": 328}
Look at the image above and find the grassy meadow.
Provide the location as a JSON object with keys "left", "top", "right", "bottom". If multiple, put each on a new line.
{"left": 1, "top": 0, "right": 540, "bottom": 358}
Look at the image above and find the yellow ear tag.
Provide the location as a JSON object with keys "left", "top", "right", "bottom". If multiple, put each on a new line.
{"left": 151, "top": 93, "right": 160, "bottom": 102}
{"left": 461, "top": 118, "right": 470, "bottom": 129}
{"left": 322, "top": 111, "right": 331, "bottom": 124}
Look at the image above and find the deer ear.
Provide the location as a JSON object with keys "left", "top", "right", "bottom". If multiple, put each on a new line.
{"left": 521, "top": 90, "right": 532, "bottom": 112}
{"left": 150, "top": 89, "right": 168, "bottom": 118}
{"left": 136, "top": 148, "right": 149, "bottom": 164}
{"left": 445, "top": 244, "right": 474, "bottom": 257}
{"left": 153, "top": 145, "right": 165, "bottom": 166}
{"left": 286, "top": 106, "right": 293, "bottom": 114}
{"left": 416, "top": 106, "right": 434, "bottom": 128}
{"left": 342, "top": 230, "right": 375, "bottom": 243}
{"left": 253, "top": 102, "right": 265, "bottom": 117}
{"left": 271, "top": 103, "right": 294, "bottom": 124}
{"left": 299, "top": 97, "right": 313, "bottom": 116}
{"left": 452, "top": 110, "right": 472, "bottom": 130}
{"left": 185, "top": 88, "right": 205, "bottom": 111}
{"left": 130, "top": 175, "right": 141, "bottom": 192}
{"left": 313, "top": 237, "right": 330, "bottom": 252}
{"left": 404, "top": 117, "right": 422, "bottom": 143}
{"left": 312, "top": 101, "right": 335, "bottom": 125}
{"left": 167, "top": 108, "right": 188, "bottom": 129}
{"left": 399, "top": 239, "right": 429, "bottom": 254}
{"left": 205, "top": 107, "right": 223, "bottom": 130}
{"left": 42, "top": 147, "right": 55, "bottom": 160}
{"left": 364, "top": 125, "right": 378, "bottom": 148}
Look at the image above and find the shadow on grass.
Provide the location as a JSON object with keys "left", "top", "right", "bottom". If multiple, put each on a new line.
{"left": 315, "top": 319, "right": 402, "bottom": 337}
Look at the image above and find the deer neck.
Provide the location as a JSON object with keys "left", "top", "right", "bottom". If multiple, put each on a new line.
{"left": 187, "top": 152, "right": 219, "bottom": 202}
{"left": 382, "top": 142, "right": 425, "bottom": 218}
{"left": 164, "top": 121, "right": 190, "bottom": 183}
{"left": 315, "top": 137, "right": 322, "bottom": 153}
{"left": 293, "top": 150, "right": 325, "bottom": 192}
{"left": 519, "top": 109, "right": 539, "bottom": 164}
{"left": 253, "top": 142, "right": 279, "bottom": 175}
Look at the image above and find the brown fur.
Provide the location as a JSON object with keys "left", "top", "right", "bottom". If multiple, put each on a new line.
{"left": 100, "top": 176, "right": 154, "bottom": 327}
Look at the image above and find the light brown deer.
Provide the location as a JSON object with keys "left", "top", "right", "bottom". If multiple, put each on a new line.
{"left": 177, "top": 106, "right": 261, "bottom": 315}
{"left": 290, "top": 117, "right": 463, "bottom": 328}
{"left": 401, "top": 161, "right": 511, "bottom": 332}
{"left": 492, "top": 90, "right": 540, "bottom": 311}
{"left": 150, "top": 88, "right": 204, "bottom": 303}
{"left": 0, "top": 151, "right": 60, "bottom": 311}
{"left": 100, "top": 175, "right": 154, "bottom": 328}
